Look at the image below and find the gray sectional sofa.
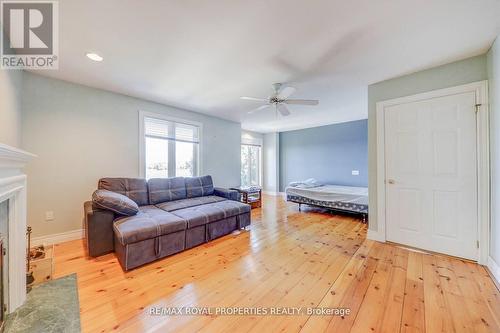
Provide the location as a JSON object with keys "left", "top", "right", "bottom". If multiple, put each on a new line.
{"left": 84, "top": 175, "right": 251, "bottom": 270}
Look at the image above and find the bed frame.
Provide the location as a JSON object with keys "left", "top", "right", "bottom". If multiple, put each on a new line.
{"left": 287, "top": 194, "right": 368, "bottom": 223}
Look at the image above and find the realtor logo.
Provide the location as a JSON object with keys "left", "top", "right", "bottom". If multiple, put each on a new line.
{"left": 1, "top": 0, "right": 58, "bottom": 69}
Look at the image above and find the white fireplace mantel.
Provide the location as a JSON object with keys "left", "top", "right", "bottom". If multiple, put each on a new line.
{"left": 0, "top": 144, "right": 36, "bottom": 171}
{"left": 0, "top": 143, "right": 36, "bottom": 313}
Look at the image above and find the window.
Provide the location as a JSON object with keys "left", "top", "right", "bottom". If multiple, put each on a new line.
{"left": 241, "top": 143, "right": 262, "bottom": 187}
{"left": 142, "top": 115, "right": 200, "bottom": 179}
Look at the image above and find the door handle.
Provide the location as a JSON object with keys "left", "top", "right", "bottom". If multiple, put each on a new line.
{"left": 387, "top": 179, "right": 395, "bottom": 184}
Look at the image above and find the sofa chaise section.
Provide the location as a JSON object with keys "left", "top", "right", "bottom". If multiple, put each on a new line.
{"left": 113, "top": 205, "right": 187, "bottom": 270}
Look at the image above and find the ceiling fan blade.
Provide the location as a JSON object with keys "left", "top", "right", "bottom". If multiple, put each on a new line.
{"left": 248, "top": 104, "right": 270, "bottom": 114}
{"left": 277, "top": 86, "right": 296, "bottom": 99}
{"left": 240, "top": 96, "right": 268, "bottom": 102}
{"left": 277, "top": 104, "right": 290, "bottom": 116}
{"left": 284, "top": 99, "right": 319, "bottom": 106}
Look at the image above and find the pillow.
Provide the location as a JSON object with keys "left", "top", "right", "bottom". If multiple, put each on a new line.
{"left": 92, "top": 189, "right": 139, "bottom": 216}
{"left": 288, "top": 178, "right": 322, "bottom": 188}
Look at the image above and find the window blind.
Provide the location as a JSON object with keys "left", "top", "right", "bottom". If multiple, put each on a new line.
{"left": 144, "top": 117, "right": 199, "bottom": 143}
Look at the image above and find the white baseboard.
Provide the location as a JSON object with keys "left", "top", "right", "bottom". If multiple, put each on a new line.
{"left": 367, "top": 229, "right": 386, "bottom": 242}
{"left": 487, "top": 256, "right": 500, "bottom": 288}
{"left": 31, "top": 229, "right": 84, "bottom": 246}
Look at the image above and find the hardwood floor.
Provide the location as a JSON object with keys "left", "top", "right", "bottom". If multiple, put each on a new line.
{"left": 54, "top": 195, "right": 500, "bottom": 333}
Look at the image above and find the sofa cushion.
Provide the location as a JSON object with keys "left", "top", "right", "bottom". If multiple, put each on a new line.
{"left": 92, "top": 189, "right": 139, "bottom": 216}
{"left": 171, "top": 206, "right": 224, "bottom": 229}
{"left": 172, "top": 200, "right": 251, "bottom": 228}
{"left": 155, "top": 195, "right": 226, "bottom": 212}
{"left": 113, "top": 205, "right": 186, "bottom": 245}
{"left": 214, "top": 187, "right": 240, "bottom": 201}
{"left": 98, "top": 178, "right": 149, "bottom": 206}
{"left": 185, "top": 175, "right": 214, "bottom": 198}
{"left": 209, "top": 200, "right": 251, "bottom": 217}
{"left": 148, "top": 177, "right": 187, "bottom": 204}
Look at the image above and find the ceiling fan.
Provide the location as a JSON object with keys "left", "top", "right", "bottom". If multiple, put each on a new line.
{"left": 241, "top": 83, "right": 319, "bottom": 116}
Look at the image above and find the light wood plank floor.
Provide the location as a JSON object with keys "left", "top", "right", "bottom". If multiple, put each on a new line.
{"left": 54, "top": 195, "right": 500, "bottom": 332}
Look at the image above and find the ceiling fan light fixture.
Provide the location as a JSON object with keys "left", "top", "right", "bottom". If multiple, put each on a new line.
{"left": 241, "top": 83, "right": 319, "bottom": 117}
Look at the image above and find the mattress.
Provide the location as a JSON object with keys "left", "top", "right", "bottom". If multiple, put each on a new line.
{"left": 285, "top": 185, "right": 368, "bottom": 213}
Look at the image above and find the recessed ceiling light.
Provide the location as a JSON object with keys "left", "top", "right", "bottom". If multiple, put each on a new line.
{"left": 86, "top": 53, "right": 103, "bottom": 62}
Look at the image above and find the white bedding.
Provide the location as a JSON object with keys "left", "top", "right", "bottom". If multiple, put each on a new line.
{"left": 287, "top": 178, "right": 322, "bottom": 188}
{"left": 285, "top": 184, "right": 368, "bottom": 206}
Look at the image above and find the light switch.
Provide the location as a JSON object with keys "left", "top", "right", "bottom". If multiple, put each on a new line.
{"left": 45, "top": 211, "right": 54, "bottom": 221}
{"left": 351, "top": 170, "right": 360, "bottom": 176}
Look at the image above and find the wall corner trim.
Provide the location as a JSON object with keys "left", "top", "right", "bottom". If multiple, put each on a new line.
{"left": 367, "top": 229, "right": 386, "bottom": 242}
{"left": 487, "top": 256, "right": 500, "bottom": 288}
{"left": 32, "top": 229, "right": 84, "bottom": 247}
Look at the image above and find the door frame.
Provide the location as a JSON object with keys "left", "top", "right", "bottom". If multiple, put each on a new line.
{"left": 374, "top": 81, "right": 489, "bottom": 264}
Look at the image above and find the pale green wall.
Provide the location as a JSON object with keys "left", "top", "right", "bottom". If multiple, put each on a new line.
{"left": 0, "top": 29, "right": 23, "bottom": 148}
{"left": 368, "top": 55, "right": 488, "bottom": 232}
{"left": 0, "top": 68, "right": 23, "bottom": 148}
{"left": 263, "top": 133, "right": 279, "bottom": 193}
{"left": 21, "top": 72, "right": 242, "bottom": 237}
{"left": 488, "top": 37, "right": 500, "bottom": 264}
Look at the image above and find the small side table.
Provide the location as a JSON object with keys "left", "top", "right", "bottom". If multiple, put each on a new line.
{"left": 230, "top": 186, "right": 262, "bottom": 209}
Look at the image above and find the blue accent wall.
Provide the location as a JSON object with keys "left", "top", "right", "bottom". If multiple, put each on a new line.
{"left": 279, "top": 119, "right": 368, "bottom": 191}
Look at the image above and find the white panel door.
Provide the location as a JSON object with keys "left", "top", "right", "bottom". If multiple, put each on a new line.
{"left": 385, "top": 91, "right": 478, "bottom": 260}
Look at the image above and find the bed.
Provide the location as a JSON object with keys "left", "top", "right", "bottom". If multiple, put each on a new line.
{"left": 285, "top": 181, "right": 368, "bottom": 223}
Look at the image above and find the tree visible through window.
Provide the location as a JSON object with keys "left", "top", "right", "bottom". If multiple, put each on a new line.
{"left": 241, "top": 144, "right": 261, "bottom": 187}
{"left": 144, "top": 116, "right": 200, "bottom": 179}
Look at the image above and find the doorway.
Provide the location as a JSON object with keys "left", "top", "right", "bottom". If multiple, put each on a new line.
{"left": 375, "top": 81, "right": 489, "bottom": 262}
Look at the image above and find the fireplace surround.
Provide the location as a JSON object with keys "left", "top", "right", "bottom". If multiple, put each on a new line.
{"left": 0, "top": 143, "right": 35, "bottom": 313}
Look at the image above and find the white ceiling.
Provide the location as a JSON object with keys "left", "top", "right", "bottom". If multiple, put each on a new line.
{"left": 33, "top": 0, "right": 500, "bottom": 132}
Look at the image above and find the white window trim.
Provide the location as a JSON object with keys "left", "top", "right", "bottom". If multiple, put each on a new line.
{"left": 241, "top": 136, "right": 263, "bottom": 147}
{"left": 241, "top": 137, "right": 263, "bottom": 187}
{"left": 138, "top": 110, "right": 203, "bottom": 178}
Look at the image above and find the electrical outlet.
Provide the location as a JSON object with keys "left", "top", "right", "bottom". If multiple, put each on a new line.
{"left": 45, "top": 211, "right": 54, "bottom": 221}
{"left": 351, "top": 170, "right": 360, "bottom": 176}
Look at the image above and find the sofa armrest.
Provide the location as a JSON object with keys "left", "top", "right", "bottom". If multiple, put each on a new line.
{"left": 84, "top": 201, "right": 115, "bottom": 257}
{"left": 214, "top": 187, "right": 240, "bottom": 201}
